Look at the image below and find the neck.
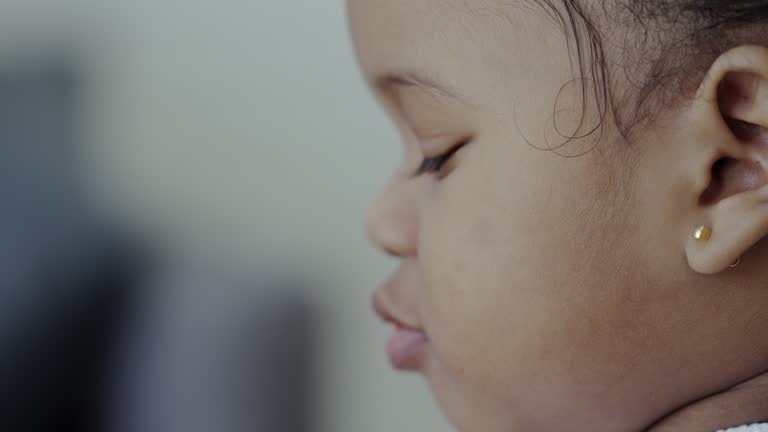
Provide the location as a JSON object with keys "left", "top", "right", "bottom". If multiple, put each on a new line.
{"left": 647, "top": 371, "right": 768, "bottom": 432}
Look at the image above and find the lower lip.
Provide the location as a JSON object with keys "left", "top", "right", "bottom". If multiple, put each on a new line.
{"left": 386, "top": 326, "right": 429, "bottom": 370}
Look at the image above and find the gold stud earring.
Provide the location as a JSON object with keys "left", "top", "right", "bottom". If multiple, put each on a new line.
{"left": 694, "top": 225, "right": 712, "bottom": 241}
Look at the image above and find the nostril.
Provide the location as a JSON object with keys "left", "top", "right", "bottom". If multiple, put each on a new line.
{"left": 367, "top": 218, "right": 401, "bottom": 256}
{"left": 366, "top": 208, "right": 417, "bottom": 258}
{"left": 366, "top": 177, "right": 420, "bottom": 257}
{"left": 382, "top": 246, "right": 401, "bottom": 258}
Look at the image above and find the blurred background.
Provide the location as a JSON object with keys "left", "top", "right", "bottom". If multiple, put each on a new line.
{"left": 0, "top": 1, "right": 452, "bottom": 431}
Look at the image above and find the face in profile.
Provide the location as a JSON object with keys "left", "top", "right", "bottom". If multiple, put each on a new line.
{"left": 351, "top": 0, "right": 768, "bottom": 431}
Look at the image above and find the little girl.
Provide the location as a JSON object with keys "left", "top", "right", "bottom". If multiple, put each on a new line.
{"left": 352, "top": 1, "right": 768, "bottom": 431}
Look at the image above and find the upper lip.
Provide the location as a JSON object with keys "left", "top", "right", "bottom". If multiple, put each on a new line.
{"left": 372, "top": 291, "right": 423, "bottom": 332}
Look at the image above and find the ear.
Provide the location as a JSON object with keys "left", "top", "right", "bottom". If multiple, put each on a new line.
{"left": 686, "top": 45, "right": 768, "bottom": 275}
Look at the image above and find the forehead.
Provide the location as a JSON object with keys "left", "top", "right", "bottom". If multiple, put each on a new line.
{"left": 347, "top": 0, "right": 561, "bottom": 96}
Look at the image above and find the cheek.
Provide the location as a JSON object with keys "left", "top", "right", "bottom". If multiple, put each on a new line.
{"left": 420, "top": 141, "right": 587, "bottom": 357}
{"left": 420, "top": 170, "right": 570, "bottom": 392}
{"left": 416, "top": 141, "right": 647, "bottom": 425}
{"left": 420, "top": 154, "right": 552, "bottom": 364}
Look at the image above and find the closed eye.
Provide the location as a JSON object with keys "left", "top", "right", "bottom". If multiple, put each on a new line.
{"left": 412, "top": 140, "right": 468, "bottom": 178}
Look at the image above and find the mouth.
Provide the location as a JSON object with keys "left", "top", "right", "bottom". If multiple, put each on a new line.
{"left": 372, "top": 293, "right": 429, "bottom": 371}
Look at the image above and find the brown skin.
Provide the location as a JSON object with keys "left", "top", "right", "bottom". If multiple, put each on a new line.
{"left": 351, "top": 0, "right": 768, "bottom": 430}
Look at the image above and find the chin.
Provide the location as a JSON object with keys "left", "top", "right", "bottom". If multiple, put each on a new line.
{"left": 422, "top": 363, "right": 515, "bottom": 432}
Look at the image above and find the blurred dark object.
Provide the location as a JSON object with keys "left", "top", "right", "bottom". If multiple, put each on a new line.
{"left": 0, "top": 59, "right": 315, "bottom": 432}
{"left": 108, "top": 267, "right": 315, "bottom": 432}
{"left": 0, "top": 238, "right": 140, "bottom": 432}
{"left": 0, "top": 61, "right": 142, "bottom": 431}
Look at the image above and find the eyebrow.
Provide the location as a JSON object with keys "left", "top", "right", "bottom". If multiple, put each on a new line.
{"left": 376, "top": 71, "right": 462, "bottom": 100}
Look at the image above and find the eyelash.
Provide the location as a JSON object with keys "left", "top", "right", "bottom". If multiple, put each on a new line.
{"left": 413, "top": 141, "right": 467, "bottom": 177}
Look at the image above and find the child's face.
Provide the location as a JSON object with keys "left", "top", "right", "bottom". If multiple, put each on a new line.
{"left": 352, "top": 0, "right": 763, "bottom": 431}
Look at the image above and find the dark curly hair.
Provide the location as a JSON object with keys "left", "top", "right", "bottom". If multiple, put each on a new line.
{"left": 530, "top": 0, "right": 768, "bottom": 143}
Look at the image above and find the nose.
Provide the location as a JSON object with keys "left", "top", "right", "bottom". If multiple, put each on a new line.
{"left": 366, "top": 175, "right": 419, "bottom": 257}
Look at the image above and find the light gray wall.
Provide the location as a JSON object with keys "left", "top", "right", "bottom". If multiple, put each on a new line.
{"left": 0, "top": 1, "right": 452, "bottom": 431}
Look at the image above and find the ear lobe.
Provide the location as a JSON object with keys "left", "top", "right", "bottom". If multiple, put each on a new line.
{"left": 685, "top": 46, "right": 768, "bottom": 275}
{"left": 687, "top": 187, "right": 768, "bottom": 274}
